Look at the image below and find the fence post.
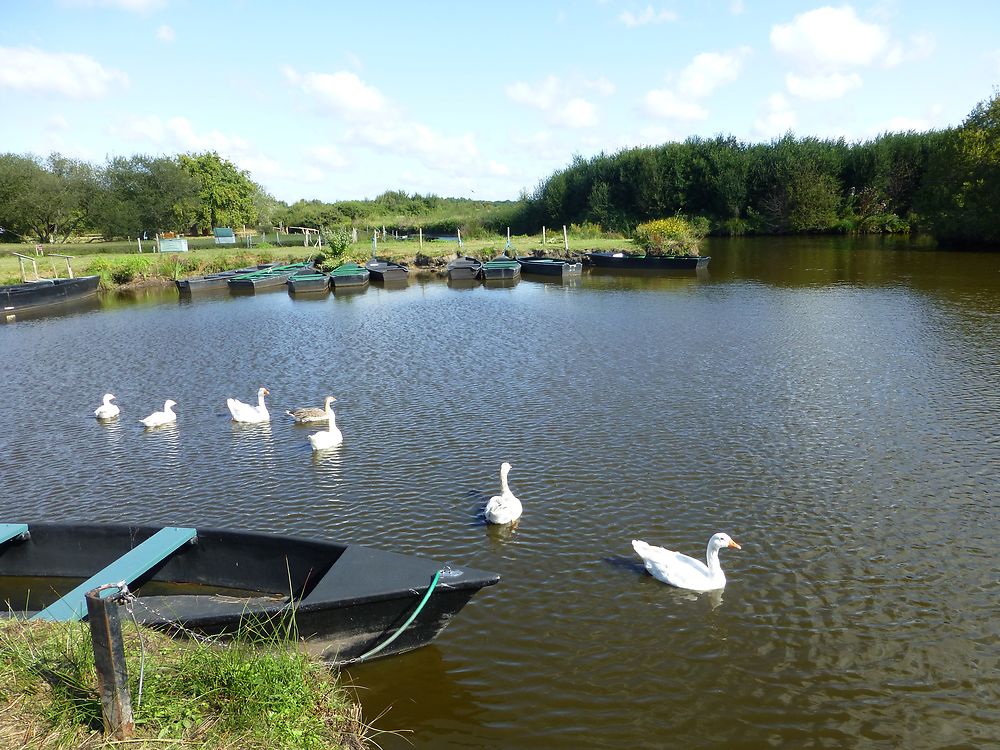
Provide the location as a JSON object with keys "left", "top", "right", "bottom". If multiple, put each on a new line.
{"left": 86, "top": 585, "right": 134, "bottom": 740}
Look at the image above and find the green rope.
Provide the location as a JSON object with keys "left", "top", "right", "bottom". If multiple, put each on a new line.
{"left": 351, "top": 569, "right": 442, "bottom": 663}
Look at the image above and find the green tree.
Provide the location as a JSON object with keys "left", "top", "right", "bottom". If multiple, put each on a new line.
{"left": 179, "top": 151, "right": 258, "bottom": 231}
{"left": 92, "top": 155, "right": 201, "bottom": 238}
{"left": 0, "top": 153, "right": 96, "bottom": 243}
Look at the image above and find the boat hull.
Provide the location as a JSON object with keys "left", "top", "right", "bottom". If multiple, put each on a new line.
{"left": 0, "top": 523, "right": 499, "bottom": 664}
{"left": 516, "top": 258, "right": 583, "bottom": 277}
{"left": 481, "top": 256, "right": 521, "bottom": 280}
{"left": 446, "top": 257, "right": 483, "bottom": 281}
{"left": 287, "top": 273, "right": 331, "bottom": 293}
{"left": 586, "top": 252, "right": 709, "bottom": 270}
{"left": 365, "top": 261, "right": 409, "bottom": 282}
{"left": 1, "top": 275, "right": 100, "bottom": 313}
{"left": 330, "top": 263, "right": 370, "bottom": 287}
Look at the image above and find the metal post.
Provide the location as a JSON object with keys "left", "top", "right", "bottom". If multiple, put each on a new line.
{"left": 86, "top": 584, "right": 134, "bottom": 740}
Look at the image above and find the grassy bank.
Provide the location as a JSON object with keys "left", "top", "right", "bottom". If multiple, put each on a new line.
{"left": 0, "top": 618, "right": 368, "bottom": 749}
{"left": 0, "top": 234, "right": 634, "bottom": 287}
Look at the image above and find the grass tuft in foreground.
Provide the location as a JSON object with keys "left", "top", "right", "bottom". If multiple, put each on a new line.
{"left": 0, "top": 617, "right": 369, "bottom": 749}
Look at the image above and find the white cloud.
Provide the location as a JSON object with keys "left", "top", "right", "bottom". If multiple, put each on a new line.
{"left": 110, "top": 114, "right": 250, "bottom": 154}
{"left": 785, "top": 71, "right": 862, "bottom": 100}
{"left": 643, "top": 89, "right": 708, "bottom": 121}
{"left": 619, "top": 5, "right": 678, "bottom": 28}
{"left": 505, "top": 75, "right": 559, "bottom": 111}
{"left": 157, "top": 25, "right": 175, "bottom": 43}
{"left": 584, "top": 76, "right": 616, "bottom": 96}
{"left": 552, "top": 98, "right": 598, "bottom": 128}
{"left": 640, "top": 47, "right": 748, "bottom": 122}
{"left": 282, "top": 67, "right": 387, "bottom": 118}
{"left": 307, "top": 145, "right": 350, "bottom": 170}
{"left": 0, "top": 46, "right": 128, "bottom": 98}
{"left": 678, "top": 48, "right": 751, "bottom": 97}
{"left": 771, "top": 6, "right": 888, "bottom": 69}
{"left": 60, "top": 0, "right": 167, "bottom": 11}
{"left": 885, "top": 32, "right": 936, "bottom": 68}
{"left": 505, "top": 75, "right": 598, "bottom": 129}
{"left": 754, "top": 93, "right": 797, "bottom": 138}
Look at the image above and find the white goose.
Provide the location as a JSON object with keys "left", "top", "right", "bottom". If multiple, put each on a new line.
{"left": 632, "top": 533, "right": 741, "bottom": 591}
{"left": 227, "top": 387, "right": 270, "bottom": 423}
{"left": 139, "top": 399, "right": 177, "bottom": 428}
{"left": 308, "top": 397, "right": 343, "bottom": 451}
{"left": 484, "top": 462, "right": 522, "bottom": 525}
{"left": 94, "top": 393, "right": 120, "bottom": 420}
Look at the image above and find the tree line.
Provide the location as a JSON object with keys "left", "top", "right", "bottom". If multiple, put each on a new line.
{"left": 1, "top": 92, "right": 997, "bottom": 247}
{"left": 510, "top": 91, "right": 1000, "bottom": 246}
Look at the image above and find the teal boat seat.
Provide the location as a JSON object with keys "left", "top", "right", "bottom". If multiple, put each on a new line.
{"left": 31, "top": 526, "right": 197, "bottom": 621}
{"left": 0, "top": 523, "right": 28, "bottom": 546}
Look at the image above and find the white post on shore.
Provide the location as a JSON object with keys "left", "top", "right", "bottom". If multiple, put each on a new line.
{"left": 382, "top": 224, "right": 386, "bottom": 241}
{"left": 137, "top": 237, "right": 142, "bottom": 253}
{"left": 542, "top": 226, "right": 546, "bottom": 245}
{"left": 419, "top": 227, "right": 423, "bottom": 249}
{"left": 457, "top": 228, "right": 462, "bottom": 247}
{"left": 507, "top": 227, "right": 511, "bottom": 242}
{"left": 563, "top": 225, "right": 569, "bottom": 252}
{"left": 352, "top": 227, "right": 358, "bottom": 243}
{"left": 156, "top": 233, "right": 161, "bottom": 253}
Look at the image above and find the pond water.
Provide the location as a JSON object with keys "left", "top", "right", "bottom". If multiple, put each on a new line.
{"left": 2, "top": 237, "right": 998, "bottom": 749}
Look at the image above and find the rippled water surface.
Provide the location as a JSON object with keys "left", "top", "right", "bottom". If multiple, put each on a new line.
{"left": 2, "top": 237, "right": 999, "bottom": 748}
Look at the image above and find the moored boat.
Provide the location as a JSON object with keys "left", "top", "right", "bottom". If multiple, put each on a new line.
{"left": 0, "top": 522, "right": 499, "bottom": 664}
{"left": 586, "top": 252, "right": 709, "bottom": 270}
{"left": 446, "top": 256, "right": 483, "bottom": 281}
{"left": 365, "top": 260, "right": 409, "bottom": 283}
{"left": 330, "top": 262, "right": 370, "bottom": 287}
{"left": 176, "top": 263, "right": 277, "bottom": 293}
{"left": 286, "top": 269, "right": 331, "bottom": 294}
{"left": 481, "top": 254, "right": 521, "bottom": 280}
{"left": 516, "top": 256, "right": 583, "bottom": 277}
{"left": 228, "top": 262, "right": 312, "bottom": 291}
{"left": 1, "top": 275, "right": 101, "bottom": 314}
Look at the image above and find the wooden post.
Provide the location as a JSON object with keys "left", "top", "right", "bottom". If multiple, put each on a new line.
{"left": 419, "top": 227, "right": 423, "bottom": 249}
{"left": 457, "top": 228, "right": 462, "bottom": 248}
{"left": 542, "top": 226, "right": 546, "bottom": 245}
{"left": 507, "top": 227, "right": 511, "bottom": 242}
{"left": 352, "top": 227, "right": 358, "bottom": 243}
{"left": 86, "top": 585, "right": 134, "bottom": 740}
{"left": 563, "top": 224, "right": 569, "bottom": 252}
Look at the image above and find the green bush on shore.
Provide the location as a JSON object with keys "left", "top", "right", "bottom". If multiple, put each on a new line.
{"left": 632, "top": 217, "right": 705, "bottom": 257}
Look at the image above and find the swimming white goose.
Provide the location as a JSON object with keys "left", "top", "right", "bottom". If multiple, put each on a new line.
{"left": 139, "top": 399, "right": 177, "bottom": 428}
{"left": 94, "top": 393, "right": 120, "bottom": 420}
{"left": 227, "top": 387, "right": 270, "bottom": 423}
{"left": 286, "top": 400, "right": 330, "bottom": 424}
{"left": 632, "top": 533, "right": 741, "bottom": 591}
{"left": 308, "top": 397, "right": 343, "bottom": 450}
{"left": 484, "top": 462, "right": 522, "bottom": 525}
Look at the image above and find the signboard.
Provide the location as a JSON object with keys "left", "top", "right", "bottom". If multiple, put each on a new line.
{"left": 159, "top": 238, "right": 189, "bottom": 253}
{"left": 213, "top": 227, "right": 236, "bottom": 245}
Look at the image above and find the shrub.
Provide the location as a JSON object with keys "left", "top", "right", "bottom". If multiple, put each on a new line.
{"left": 319, "top": 226, "right": 352, "bottom": 256}
{"left": 633, "top": 217, "right": 704, "bottom": 256}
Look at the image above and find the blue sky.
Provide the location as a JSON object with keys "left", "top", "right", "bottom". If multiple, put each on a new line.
{"left": 2, "top": 1, "right": 998, "bottom": 204}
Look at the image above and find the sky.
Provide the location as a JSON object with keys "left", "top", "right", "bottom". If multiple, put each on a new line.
{"left": 1, "top": 1, "right": 998, "bottom": 204}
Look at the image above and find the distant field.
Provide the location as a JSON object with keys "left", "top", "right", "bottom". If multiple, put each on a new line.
{"left": 0, "top": 234, "right": 632, "bottom": 285}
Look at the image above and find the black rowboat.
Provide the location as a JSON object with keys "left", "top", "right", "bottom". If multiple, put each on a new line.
{"left": 175, "top": 264, "right": 276, "bottom": 293}
{"left": 446, "top": 256, "right": 483, "bottom": 281}
{"left": 516, "top": 257, "right": 583, "bottom": 277}
{"left": 1, "top": 275, "right": 100, "bottom": 314}
{"left": 330, "top": 262, "right": 370, "bottom": 287}
{"left": 586, "top": 252, "right": 710, "bottom": 270}
{"left": 0, "top": 522, "right": 499, "bottom": 664}
{"left": 481, "top": 254, "right": 521, "bottom": 280}
{"left": 365, "top": 260, "right": 409, "bottom": 283}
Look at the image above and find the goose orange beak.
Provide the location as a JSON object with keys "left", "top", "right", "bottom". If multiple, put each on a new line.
{"left": 728, "top": 540, "right": 742, "bottom": 550}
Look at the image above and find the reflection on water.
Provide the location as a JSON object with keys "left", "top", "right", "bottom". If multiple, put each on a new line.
{"left": 1, "top": 237, "right": 998, "bottom": 749}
